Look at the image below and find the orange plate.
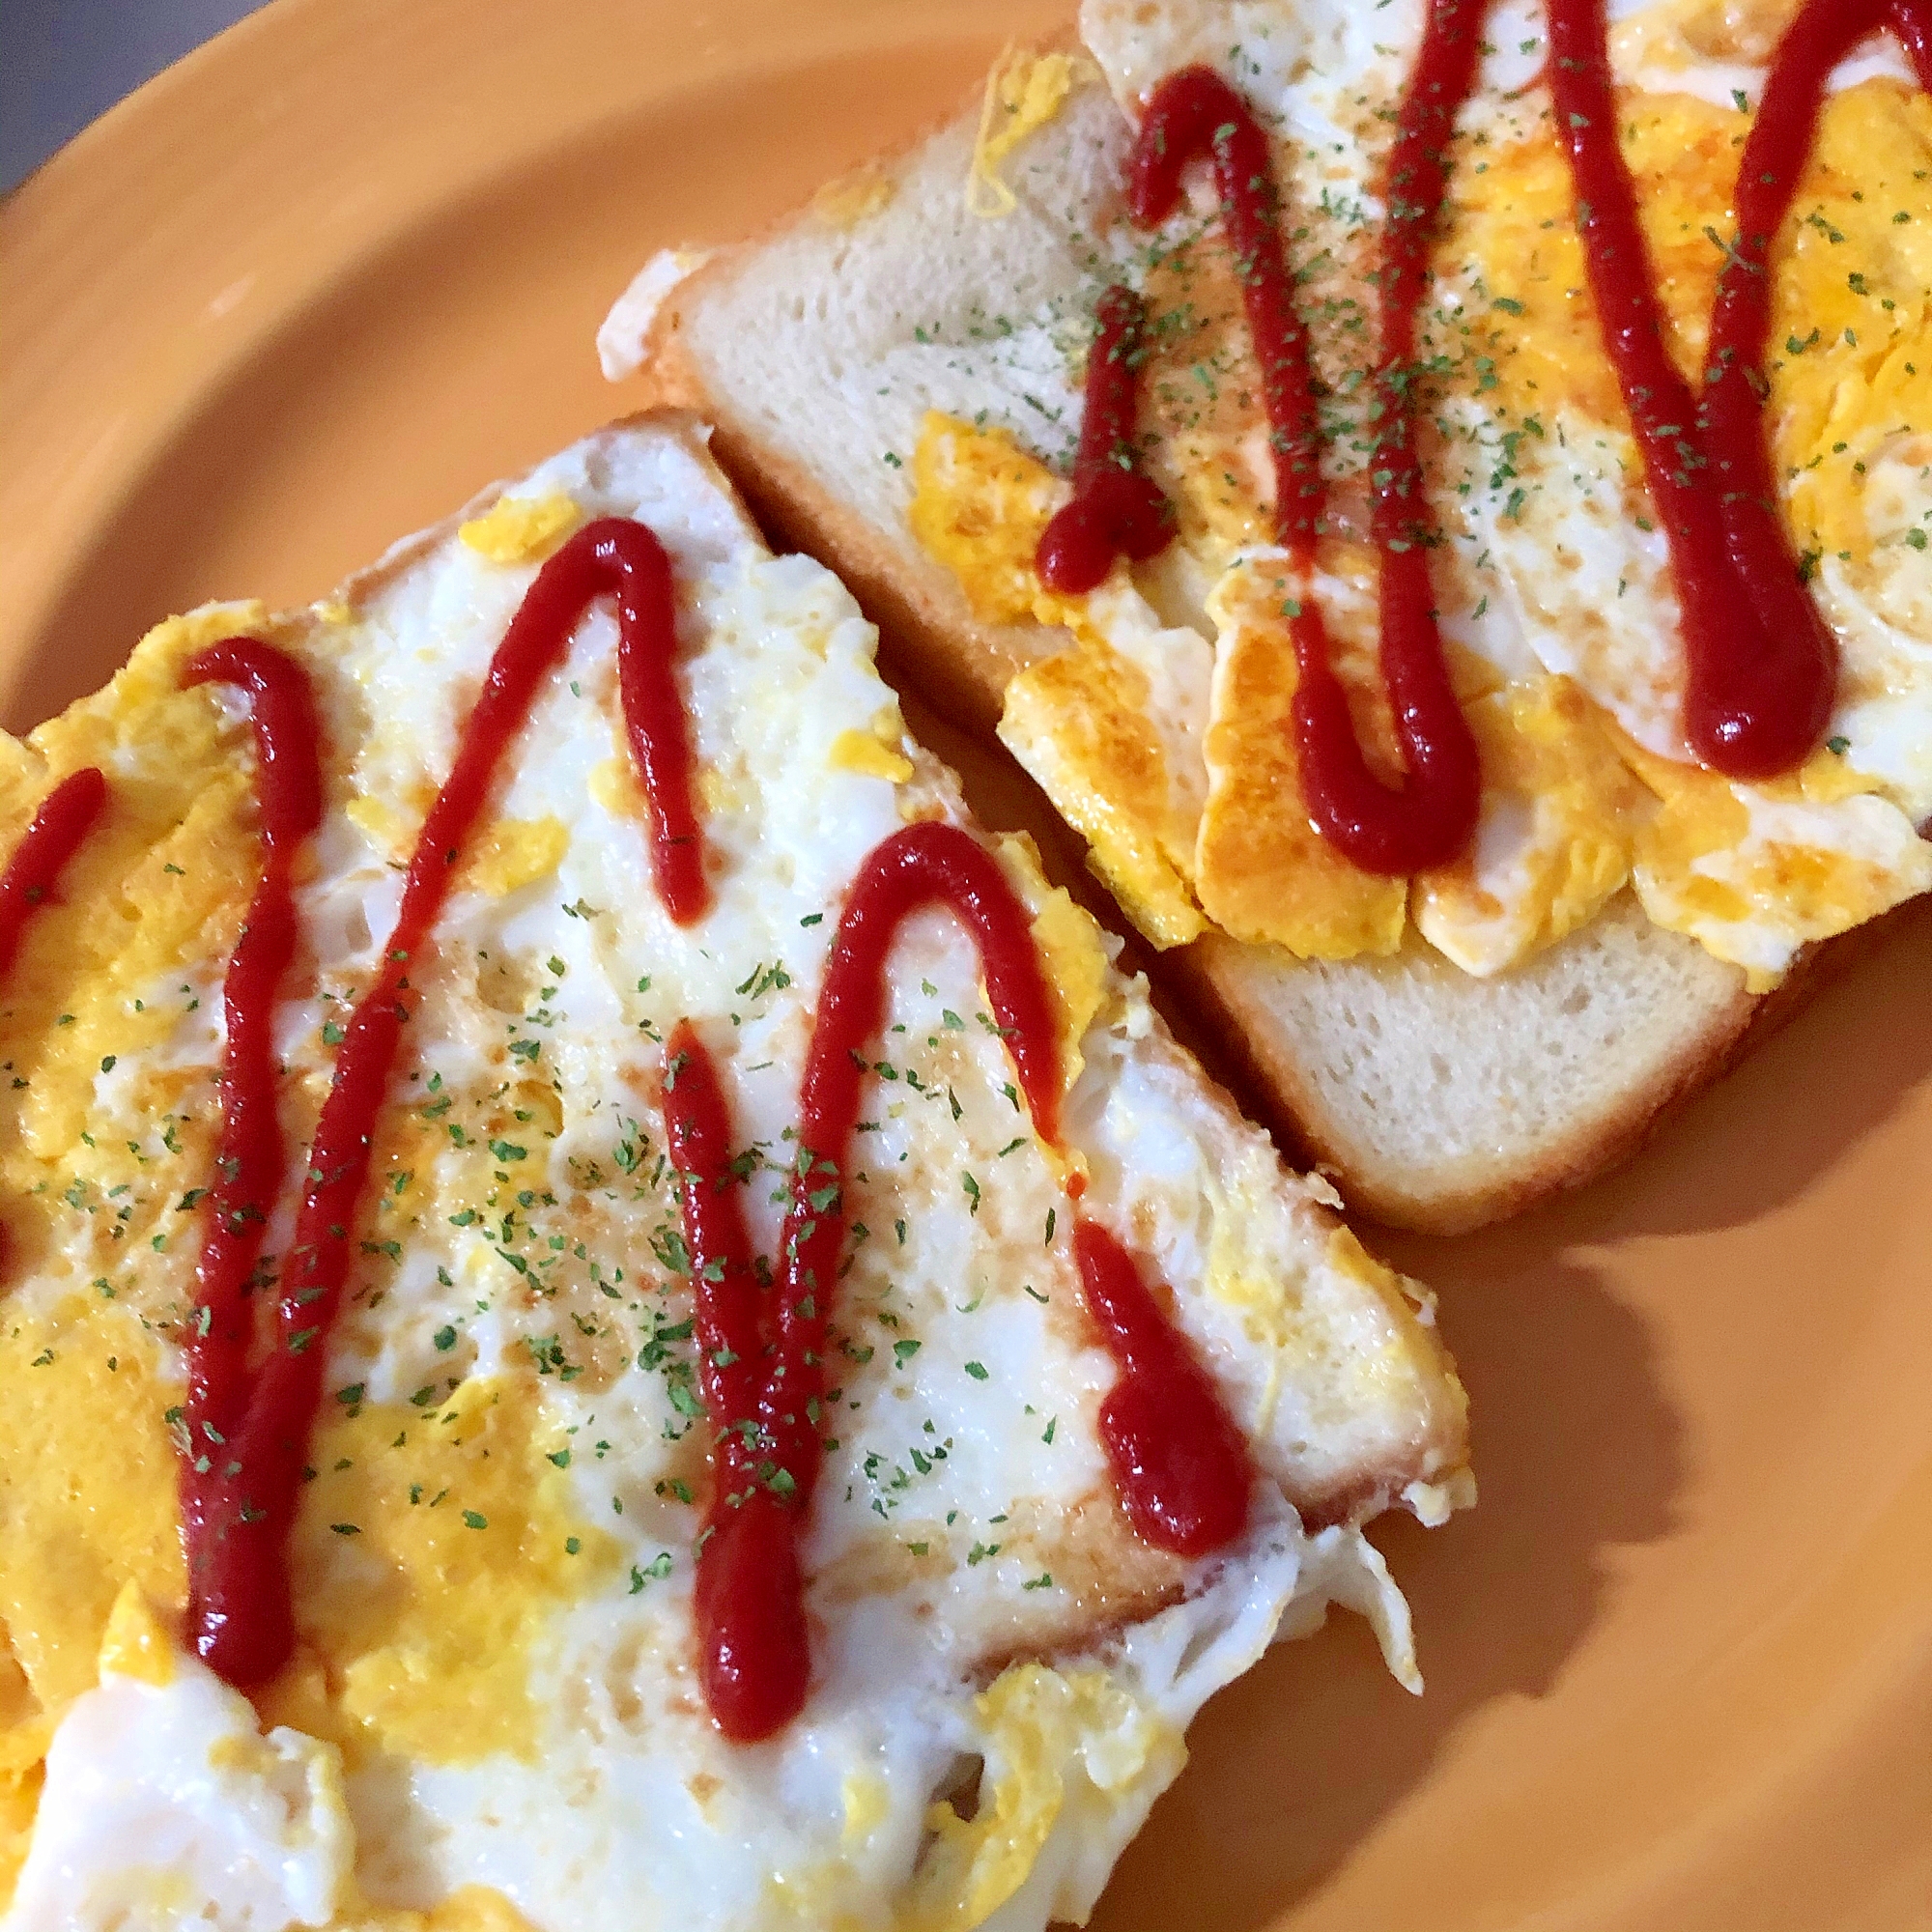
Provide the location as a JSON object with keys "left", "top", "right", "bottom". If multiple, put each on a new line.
{"left": 3, "top": 3, "right": 1929, "bottom": 1927}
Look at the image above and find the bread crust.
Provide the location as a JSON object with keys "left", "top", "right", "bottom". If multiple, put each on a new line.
{"left": 1170, "top": 932, "right": 1757, "bottom": 1234}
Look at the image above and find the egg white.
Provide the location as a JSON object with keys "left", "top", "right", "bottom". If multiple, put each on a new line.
{"left": 10, "top": 1638, "right": 352, "bottom": 1930}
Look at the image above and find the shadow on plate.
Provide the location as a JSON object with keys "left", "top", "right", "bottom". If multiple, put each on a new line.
{"left": 1082, "top": 1241, "right": 1681, "bottom": 1932}
{"left": 1083, "top": 907, "right": 1926, "bottom": 1928}
{"left": 1525, "top": 895, "right": 1932, "bottom": 1246}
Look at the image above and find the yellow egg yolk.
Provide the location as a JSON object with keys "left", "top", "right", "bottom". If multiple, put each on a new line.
{"left": 351, "top": 787, "right": 572, "bottom": 896}
{"left": 1193, "top": 553, "right": 1411, "bottom": 959}
{"left": 912, "top": 414, "right": 1209, "bottom": 947}
{"left": 0, "top": 1299, "right": 185, "bottom": 1902}
{"left": 260, "top": 1375, "right": 617, "bottom": 1768}
{"left": 1413, "top": 678, "right": 1644, "bottom": 976}
{"left": 461, "top": 815, "right": 571, "bottom": 898}
{"left": 458, "top": 495, "right": 583, "bottom": 565}
{"left": 898, "top": 1662, "right": 1184, "bottom": 1932}
{"left": 968, "top": 48, "right": 1083, "bottom": 219}
{"left": 0, "top": 1295, "right": 613, "bottom": 1902}
{"left": 993, "top": 832, "right": 1112, "bottom": 1098}
{"left": 97, "top": 1579, "right": 178, "bottom": 1690}
{"left": 830, "top": 706, "right": 916, "bottom": 783}
{"left": 1, "top": 610, "right": 265, "bottom": 1204}
{"left": 1613, "top": 727, "right": 1932, "bottom": 987}
{"left": 1447, "top": 76, "right": 1932, "bottom": 577}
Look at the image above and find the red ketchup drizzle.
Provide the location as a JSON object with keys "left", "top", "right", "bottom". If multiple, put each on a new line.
{"left": 657, "top": 1021, "right": 809, "bottom": 1747}
{"left": 187, "top": 518, "right": 704, "bottom": 1688}
{"left": 176, "top": 642, "right": 324, "bottom": 1561}
{"left": 1546, "top": 0, "right": 1928, "bottom": 777}
{"left": 0, "top": 765, "right": 108, "bottom": 980}
{"left": 668, "top": 821, "right": 1254, "bottom": 1742}
{"left": 1129, "top": 55, "right": 1482, "bottom": 874}
{"left": 1036, "top": 284, "right": 1176, "bottom": 593}
{"left": 1894, "top": 0, "right": 1932, "bottom": 88}
{"left": 0, "top": 764, "right": 109, "bottom": 1273}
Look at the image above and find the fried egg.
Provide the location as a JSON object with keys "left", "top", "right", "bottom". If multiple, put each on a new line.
{"left": 0, "top": 420, "right": 1466, "bottom": 1929}
{"left": 902, "top": 0, "right": 1932, "bottom": 990}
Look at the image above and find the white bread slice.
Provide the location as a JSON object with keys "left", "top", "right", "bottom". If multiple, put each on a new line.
{"left": 622, "top": 68, "right": 1843, "bottom": 1235}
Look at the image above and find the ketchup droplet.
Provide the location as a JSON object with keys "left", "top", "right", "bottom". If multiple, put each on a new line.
{"left": 1037, "top": 285, "right": 1176, "bottom": 594}
{"left": 1074, "top": 1220, "right": 1253, "bottom": 1555}
{"left": 694, "top": 1488, "right": 811, "bottom": 1745}
{"left": 156, "top": 526, "right": 1257, "bottom": 1747}
{"left": 666, "top": 824, "right": 1064, "bottom": 1741}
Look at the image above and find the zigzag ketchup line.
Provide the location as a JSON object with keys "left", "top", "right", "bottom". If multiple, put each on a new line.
{"left": 174, "top": 641, "right": 325, "bottom": 1566}
{"left": 1124, "top": 43, "right": 1484, "bottom": 875}
{"left": 0, "top": 765, "right": 108, "bottom": 980}
{"left": 186, "top": 518, "right": 702, "bottom": 1689}
{"left": 1045, "top": 0, "right": 1922, "bottom": 859}
{"left": 668, "top": 821, "right": 1254, "bottom": 1743}
{"left": 159, "top": 516, "right": 1250, "bottom": 1737}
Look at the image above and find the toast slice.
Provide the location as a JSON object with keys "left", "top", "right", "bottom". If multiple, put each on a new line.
{"left": 617, "top": 38, "right": 1930, "bottom": 1233}
{"left": 0, "top": 412, "right": 1466, "bottom": 1929}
